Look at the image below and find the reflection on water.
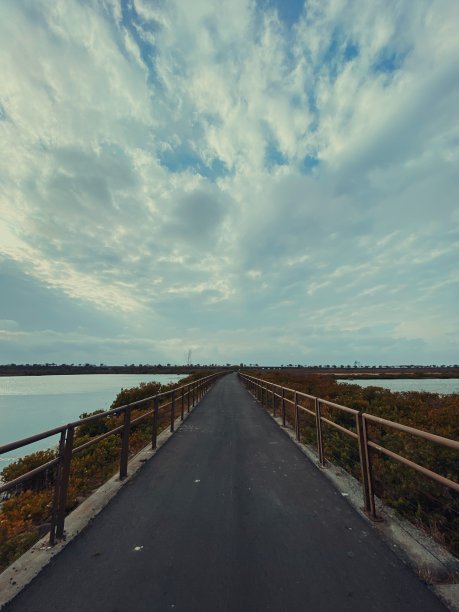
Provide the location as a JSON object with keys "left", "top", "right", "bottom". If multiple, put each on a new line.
{"left": 0, "top": 374, "right": 187, "bottom": 464}
{"left": 337, "top": 378, "right": 459, "bottom": 394}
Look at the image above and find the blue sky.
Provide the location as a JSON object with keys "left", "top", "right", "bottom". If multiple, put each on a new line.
{"left": 0, "top": 0, "right": 458, "bottom": 366}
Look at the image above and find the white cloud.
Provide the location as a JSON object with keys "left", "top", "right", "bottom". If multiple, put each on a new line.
{"left": 0, "top": 0, "right": 458, "bottom": 364}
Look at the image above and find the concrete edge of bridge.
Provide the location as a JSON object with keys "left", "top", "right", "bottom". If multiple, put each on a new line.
{"left": 0, "top": 406, "right": 200, "bottom": 610}
{"left": 248, "top": 397, "right": 459, "bottom": 611}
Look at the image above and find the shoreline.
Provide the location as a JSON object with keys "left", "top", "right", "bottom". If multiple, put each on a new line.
{"left": 1, "top": 365, "right": 459, "bottom": 379}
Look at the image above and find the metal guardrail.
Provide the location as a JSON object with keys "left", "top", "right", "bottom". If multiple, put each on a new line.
{"left": 239, "top": 373, "right": 459, "bottom": 520}
{"left": 0, "top": 372, "right": 225, "bottom": 545}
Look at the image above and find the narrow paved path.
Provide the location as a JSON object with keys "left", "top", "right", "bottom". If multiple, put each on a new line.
{"left": 4, "top": 373, "right": 446, "bottom": 612}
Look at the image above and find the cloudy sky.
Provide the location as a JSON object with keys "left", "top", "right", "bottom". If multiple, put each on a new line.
{"left": 0, "top": 0, "right": 458, "bottom": 366}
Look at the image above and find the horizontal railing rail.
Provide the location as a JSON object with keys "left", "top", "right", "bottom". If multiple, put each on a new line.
{"left": 239, "top": 373, "right": 459, "bottom": 521}
{"left": 0, "top": 372, "right": 226, "bottom": 544}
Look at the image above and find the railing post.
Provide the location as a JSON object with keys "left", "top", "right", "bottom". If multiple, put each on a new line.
{"left": 170, "top": 391, "right": 175, "bottom": 432}
{"left": 294, "top": 392, "right": 300, "bottom": 441}
{"left": 119, "top": 406, "right": 131, "bottom": 479}
{"left": 152, "top": 396, "right": 159, "bottom": 449}
{"left": 315, "top": 398, "right": 326, "bottom": 467}
{"left": 181, "top": 388, "right": 185, "bottom": 420}
{"left": 49, "top": 430, "right": 66, "bottom": 545}
{"left": 192, "top": 383, "right": 196, "bottom": 407}
{"left": 271, "top": 384, "right": 275, "bottom": 414}
{"left": 281, "top": 387, "right": 286, "bottom": 426}
{"left": 55, "top": 425, "right": 74, "bottom": 540}
{"left": 356, "top": 412, "right": 372, "bottom": 515}
{"left": 360, "top": 414, "right": 378, "bottom": 519}
{"left": 187, "top": 385, "right": 191, "bottom": 413}
{"left": 273, "top": 385, "right": 276, "bottom": 416}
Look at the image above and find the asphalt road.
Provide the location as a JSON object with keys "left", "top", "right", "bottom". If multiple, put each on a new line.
{"left": 4, "top": 373, "right": 447, "bottom": 612}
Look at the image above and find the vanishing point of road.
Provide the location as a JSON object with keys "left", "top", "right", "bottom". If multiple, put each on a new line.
{"left": 3, "top": 373, "right": 447, "bottom": 611}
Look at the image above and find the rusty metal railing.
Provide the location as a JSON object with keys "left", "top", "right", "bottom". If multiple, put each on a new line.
{"left": 239, "top": 373, "right": 459, "bottom": 520}
{"left": 0, "top": 372, "right": 225, "bottom": 545}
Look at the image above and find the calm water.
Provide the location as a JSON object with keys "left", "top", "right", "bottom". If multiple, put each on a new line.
{"left": 0, "top": 374, "right": 187, "bottom": 465}
{"left": 337, "top": 378, "right": 459, "bottom": 394}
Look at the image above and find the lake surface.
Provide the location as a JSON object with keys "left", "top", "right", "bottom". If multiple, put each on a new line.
{"left": 337, "top": 378, "right": 459, "bottom": 394}
{"left": 0, "top": 374, "right": 187, "bottom": 465}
